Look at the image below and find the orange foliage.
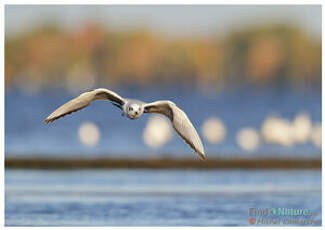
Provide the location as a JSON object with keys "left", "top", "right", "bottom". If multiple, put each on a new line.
{"left": 247, "top": 36, "right": 284, "bottom": 84}
{"left": 5, "top": 23, "right": 321, "bottom": 90}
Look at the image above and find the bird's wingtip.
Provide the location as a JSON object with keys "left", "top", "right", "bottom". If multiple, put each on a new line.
{"left": 44, "top": 118, "right": 50, "bottom": 124}
{"left": 198, "top": 152, "right": 206, "bottom": 161}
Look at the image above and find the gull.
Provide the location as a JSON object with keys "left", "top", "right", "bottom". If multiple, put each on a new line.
{"left": 44, "top": 88, "right": 206, "bottom": 160}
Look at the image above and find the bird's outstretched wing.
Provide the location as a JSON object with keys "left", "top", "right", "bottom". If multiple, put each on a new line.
{"left": 144, "top": 101, "right": 206, "bottom": 160}
{"left": 44, "top": 88, "right": 125, "bottom": 124}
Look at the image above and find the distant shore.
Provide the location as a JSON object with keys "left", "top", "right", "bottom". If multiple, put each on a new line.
{"left": 5, "top": 157, "right": 321, "bottom": 170}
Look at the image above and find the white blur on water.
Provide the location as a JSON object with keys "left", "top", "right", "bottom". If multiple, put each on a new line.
{"left": 291, "top": 112, "right": 312, "bottom": 144}
{"left": 143, "top": 115, "right": 173, "bottom": 148}
{"left": 78, "top": 122, "right": 101, "bottom": 147}
{"left": 236, "top": 127, "right": 260, "bottom": 152}
{"left": 201, "top": 117, "right": 226, "bottom": 144}
{"left": 260, "top": 111, "right": 320, "bottom": 148}
{"left": 261, "top": 115, "right": 295, "bottom": 147}
{"left": 201, "top": 111, "right": 320, "bottom": 151}
{"left": 310, "top": 123, "right": 322, "bottom": 148}
{"left": 75, "top": 110, "right": 320, "bottom": 152}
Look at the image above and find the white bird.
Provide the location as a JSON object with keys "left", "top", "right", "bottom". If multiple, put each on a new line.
{"left": 44, "top": 88, "right": 206, "bottom": 160}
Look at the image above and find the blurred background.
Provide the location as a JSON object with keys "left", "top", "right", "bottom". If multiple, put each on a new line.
{"left": 5, "top": 5, "right": 322, "bottom": 226}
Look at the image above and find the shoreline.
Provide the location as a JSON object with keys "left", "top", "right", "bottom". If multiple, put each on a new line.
{"left": 5, "top": 157, "right": 321, "bottom": 170}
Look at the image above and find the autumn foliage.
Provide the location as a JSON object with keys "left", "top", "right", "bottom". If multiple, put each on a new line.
{"left": 5, "top": 24, "right": 321, "bottom": 91}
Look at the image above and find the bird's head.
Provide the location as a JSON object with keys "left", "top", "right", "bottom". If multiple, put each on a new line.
{"left": 126, "top": 103, "right": 143, "bottom": 119}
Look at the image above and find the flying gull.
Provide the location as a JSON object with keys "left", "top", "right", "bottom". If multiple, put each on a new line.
{"left": 44, "top": 88, "right": 206, "bottom": 160}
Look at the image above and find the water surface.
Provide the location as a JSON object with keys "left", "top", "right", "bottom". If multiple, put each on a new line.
{"left": 5, "top": 169, "right": 321, "bottom": 226}
{"left": 5, "top": 87, "right": 321, "bottom": 158}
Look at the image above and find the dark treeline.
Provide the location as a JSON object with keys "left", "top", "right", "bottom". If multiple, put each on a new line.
{"left": 5, "top": 157, "right": 321, "bottom": 170}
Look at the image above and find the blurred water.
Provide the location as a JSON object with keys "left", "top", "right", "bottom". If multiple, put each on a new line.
{"left": 5, "top": 86, "right": 321, "bottom": 158}
{"left": 5, "top": 169, "right": 321, "bottom": 226}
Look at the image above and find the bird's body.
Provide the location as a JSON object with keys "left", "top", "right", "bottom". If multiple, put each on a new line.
{"left": 44, "top": 88, "right": 206, "bottom": 160}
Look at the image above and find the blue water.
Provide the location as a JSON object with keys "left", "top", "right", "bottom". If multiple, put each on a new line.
{"left": 5, "top": 169, "right": 321, "bottom": 226}
{"left": 5, "top": 86, "right": 321, "bottom": 158}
